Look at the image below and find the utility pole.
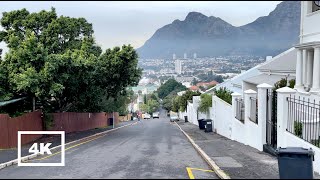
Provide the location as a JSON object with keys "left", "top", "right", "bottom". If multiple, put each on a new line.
{"left": 112, "top": 111, "right": 115, "bottom": 129}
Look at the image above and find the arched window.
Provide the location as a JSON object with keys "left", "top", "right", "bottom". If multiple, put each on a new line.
{"left": 312, "top": 1, "right": 320, "bottom": 12}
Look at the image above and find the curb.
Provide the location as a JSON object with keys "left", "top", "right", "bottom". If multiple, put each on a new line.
{"left": 174, "top": 122, "right": 231, "bottom": 179}
{"left": 0, "top": 121, "right": 138, "bottom": 170}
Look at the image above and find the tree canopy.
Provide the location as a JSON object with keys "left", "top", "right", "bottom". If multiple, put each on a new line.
{"left": 156, "top": 79, "right": 187, "bottom": 99}
{"left": 0, "top": 8, "right": 142, "bottom": 113}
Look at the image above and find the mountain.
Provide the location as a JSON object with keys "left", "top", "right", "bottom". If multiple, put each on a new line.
{"left": 136, "top": 1, "right": 300, "bottom": 59}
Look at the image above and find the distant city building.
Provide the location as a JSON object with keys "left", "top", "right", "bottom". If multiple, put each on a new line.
{"left": 193, "top": 53, "right": 197, "bottom": 59}
{"left": 266, "top": 56, "right": 273, "bottom": 61}
{"left": 173, "top": 53, "right": 176, "bottom": 60}
{"left": 184, "top": 53, "right": 187, "bottom": 59}
{"left": 175, "top": 59, "right": 182, "bottom": 74}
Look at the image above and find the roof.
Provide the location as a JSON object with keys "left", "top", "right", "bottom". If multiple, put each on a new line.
{"left": 196, "top": 81, "right": 219, "bottom": 87}
{"left": 189, "top": 86, "right": 200, "bottom": 91}
{"left": 243, "top": 74, "right": 295, "bottom": 86}
{"left": 258, "top": 48, "right": 296, "bottom": 73}
{"left": 205, "top": 47, "right": 296, "bottom": 94}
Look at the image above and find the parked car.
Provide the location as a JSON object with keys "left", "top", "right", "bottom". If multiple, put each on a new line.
{"left": 170, "top": 115, "right": 179, "bottom": 122}
{"left": 152, "top": 112, "right": 159, "bottom": 119}
{"left": 144, "top": 113, "right": 151, "bottom": 119}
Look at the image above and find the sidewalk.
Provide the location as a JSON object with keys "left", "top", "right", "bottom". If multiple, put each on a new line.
{"left": 0, "top": 120, "right": 136, "bottom": 164}
{"left": 176, "top": 120, "right": 279, "bottom": 179}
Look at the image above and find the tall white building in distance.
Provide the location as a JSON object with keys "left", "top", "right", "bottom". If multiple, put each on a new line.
{"left": 173, "top": 53, "right": 176, "bottom": 60}
{"left": 175, "top": 59, "right": 182, "bottom": 74}
{"left": 184, "top": 53, "right": 187, "bottom": 59}
{"left": 193, "top": 53, "right": 197, "bottom": 59}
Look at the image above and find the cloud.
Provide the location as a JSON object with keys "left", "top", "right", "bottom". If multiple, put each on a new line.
{"left": 0, "top": 1, "right": 282, "bottom": 52}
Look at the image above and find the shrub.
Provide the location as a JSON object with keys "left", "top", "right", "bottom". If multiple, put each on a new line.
{"left": 198, "top": 94, "right": 212, "bottom": 114}
{"left": 294, "top": 121, "right": 302, "bottom": 137}
{"left": 214, "top": 87, "right": 232, "bottom": 105}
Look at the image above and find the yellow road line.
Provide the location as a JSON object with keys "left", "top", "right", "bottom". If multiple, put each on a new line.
{"left": 189, "top": 167, "right": 214, "bottom": 173}
{"left": 25, "top": 134, "right": 105, "bottom": 162}
{"left": 186, "top": 167, "right": 215, "bottom": 179}
{"left": 186, "top": 167, "right": 195, "bottom": 179}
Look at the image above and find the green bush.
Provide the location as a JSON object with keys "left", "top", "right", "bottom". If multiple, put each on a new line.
{"left": 198, "top": 94, "right": 212, "bottom": 114}
{"left": 214, "top": 87, "right": 232, "bottom": 105}
{"left": 273, "top": 78, "right": 295, "bottom": 91}
{"left": 294, "top": 121, "right": 302, "bottom": 137}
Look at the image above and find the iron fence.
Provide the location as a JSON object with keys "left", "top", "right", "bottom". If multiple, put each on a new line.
{"left": 249, "top": 97, "right": 258, "bottom": 124}
{"left": 266, "top": 89, "right": 277, "bottom": 148}
{"left": 235, "top": 98, "right": 244, "bottom": 123}
{"left": 287, "top": 95, "right": 320, "bottom": 147}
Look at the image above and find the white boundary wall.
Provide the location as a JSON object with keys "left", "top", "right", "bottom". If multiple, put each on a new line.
{"left": 211, "top": 96, "right": 232, "bottom": 139}
{"left": 183, "top": 84, "right": 320, "bottom": 174}
{"left": 277, "top": 87, "right": 320, "bottom": 174}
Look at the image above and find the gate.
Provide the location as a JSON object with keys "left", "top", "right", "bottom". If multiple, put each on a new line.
{"left": 266, "top": 89, "right": 277, "bottom": 148}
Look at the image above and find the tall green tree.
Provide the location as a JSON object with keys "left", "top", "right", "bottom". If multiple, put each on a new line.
{"left": 0, "top": 8, "right": 142, "bottom": 113}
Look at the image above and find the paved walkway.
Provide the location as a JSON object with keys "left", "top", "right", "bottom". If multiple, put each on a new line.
{"left": 0, "top": 120, "right": 135, "bottom": 164}
{"left": 176, "top": 120, "right": 280, "bottom": 179}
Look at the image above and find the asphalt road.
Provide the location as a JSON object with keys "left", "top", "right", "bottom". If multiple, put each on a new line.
{"left": 0, "top": 110, "right": 218, "bottom": 179}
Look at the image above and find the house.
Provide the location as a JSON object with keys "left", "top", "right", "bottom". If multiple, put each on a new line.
{"left": 185, "top": 1, "right": 320, "bottom": 175}
{"left": 189, "top": 86, "right": 200, "bottom": 92}
{"left": 294, "top": 1, "right": 320, "bottom": 94}
{"left": 205, "top": 48, "right": 296, "bottom": 95}
{"left": 242, "top": 48, "right": 297, "bottom": 92}
{"left": 196, "top": 81, "right": 219, "bottom": 89}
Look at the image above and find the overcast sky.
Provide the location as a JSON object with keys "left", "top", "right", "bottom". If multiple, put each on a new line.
{"left": 0, "top": 1, "right": 282, "bottom": 53}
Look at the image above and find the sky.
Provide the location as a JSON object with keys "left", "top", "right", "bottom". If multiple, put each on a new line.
{"left": 0, "top": 1, "right": 282, "bottom": 54}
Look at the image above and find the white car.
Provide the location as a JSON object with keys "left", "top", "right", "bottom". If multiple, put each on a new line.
{"left": 170, "top": 115, "right": 179, "bottom": 122}
{"left": 144, "top": 113, "right": 151, "bottom": 119}
{"left": 152, "top": 112, "right": 159, "bottom": 119}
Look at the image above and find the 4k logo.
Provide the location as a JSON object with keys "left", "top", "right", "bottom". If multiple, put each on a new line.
{"left": 29, "top": 143, "right": 53, "bottom": 155}
{"left": 18, "top": 131, "right": 65, "bottom": 166}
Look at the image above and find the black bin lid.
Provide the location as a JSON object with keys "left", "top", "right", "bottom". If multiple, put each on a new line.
{"left": 275, "top": 147, "right": 314, "bottom": 156}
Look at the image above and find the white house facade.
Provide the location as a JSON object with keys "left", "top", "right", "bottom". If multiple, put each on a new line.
{"left": 295, "top": 1, "right": 320, "bottom": 93}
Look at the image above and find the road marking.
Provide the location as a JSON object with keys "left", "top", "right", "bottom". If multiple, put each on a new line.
{"left": 176, "top": 122, "right": 230, "bottom": 179}
{"left": 24, "top": 122, "right": 139, "bottom": 162}
{"left": 186, "top": 167, "right": 215, "bottom": 179}
{"left": 35, "top": 135, "right": 103, "bottom": 161}
{"left": 25, "top": 133, "right": 107, "bottom": 162}
{"left": 186, "top": 167, "right": 195, "bottom": 179}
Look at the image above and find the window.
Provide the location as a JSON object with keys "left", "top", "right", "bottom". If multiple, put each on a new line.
{"left": 312, "top": 1, "right": 320, "bottom": 12}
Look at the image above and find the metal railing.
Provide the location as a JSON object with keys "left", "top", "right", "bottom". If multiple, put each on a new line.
{"left": 235, "top": 98, "right": 244, "bottom": 123}
{"left": 249, "top": 97, "right": 258, "bottom": 124}
{"left": 287, "top": 95, "right": 320, "bottom": 147}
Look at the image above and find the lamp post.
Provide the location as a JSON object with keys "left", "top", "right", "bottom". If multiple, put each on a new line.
{"left": 112, "top": 111, "right": 115, "bottom": 129}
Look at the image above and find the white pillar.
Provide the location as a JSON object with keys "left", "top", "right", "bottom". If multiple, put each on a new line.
{"left": 231, "top": 92, "right": 242, "bottom": 141}
{"left": 257, "top": 83, "right": 273, "bottom": 151}
{"left": 244, "top": 89, "right": 257, "bottom": 148}
{"left": 295, "top": 49, "right": 304, "bottom": 91}
{"left": 307, "top": 50, "right": 314, "bottom": 89}
{"left": 276, "top": 87, "right": 296, "bottom": 148}
{"left": 302, "top": 49, "right": 307, "bottom": 86}
{"left": 310, "top": 47, "right": 320, "bottom": 93}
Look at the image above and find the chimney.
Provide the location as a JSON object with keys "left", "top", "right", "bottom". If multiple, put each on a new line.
{"left": 266, "top": 56, "right": 273, "bottom": 61}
